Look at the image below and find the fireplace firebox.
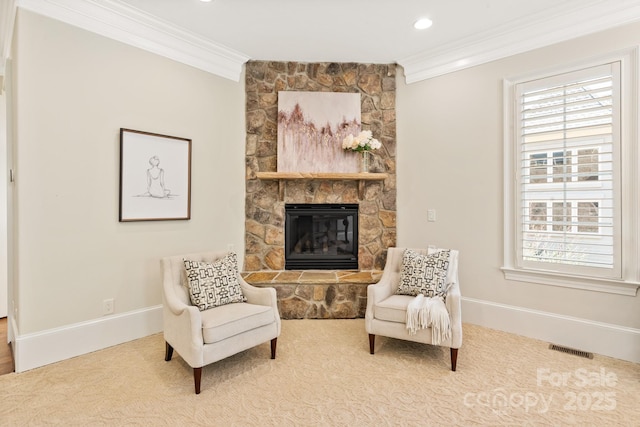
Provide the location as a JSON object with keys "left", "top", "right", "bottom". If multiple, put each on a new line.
{"left": 285, "top": 204, "right": 358, "bottom": 270}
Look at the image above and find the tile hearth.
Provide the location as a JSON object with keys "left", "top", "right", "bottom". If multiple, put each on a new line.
{"left": 242, "top": 270, "right": 382, "bottom": 319}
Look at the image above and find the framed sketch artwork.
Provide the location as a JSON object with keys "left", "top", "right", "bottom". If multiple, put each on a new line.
{"left": 119, "top": 128, "right": 191, "bottom": 221}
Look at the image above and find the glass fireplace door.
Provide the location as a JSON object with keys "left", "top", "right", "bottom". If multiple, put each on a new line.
{"left": 285, "top": 204, "right": 358, "bottom": 270}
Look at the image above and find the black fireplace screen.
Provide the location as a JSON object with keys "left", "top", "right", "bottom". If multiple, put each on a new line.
{"left": 285, "top": 204, "right": 358, "bottom": 270}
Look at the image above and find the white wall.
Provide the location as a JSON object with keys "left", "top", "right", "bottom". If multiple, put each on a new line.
{"left": 11, "top": 9, "right": 245, "bottom": 341}
{"left": 0, "top": 90, "right": 7, "bottom": 319}
{"left": 397, "top": 21, "right": 640, "bottom": 361}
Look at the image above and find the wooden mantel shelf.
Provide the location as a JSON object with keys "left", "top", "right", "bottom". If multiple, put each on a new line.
{"left": 256, "top": 172, "right": 388, "bottom": 180}
{"left": 256, "top": 172, "right": 388, "bottom": 200}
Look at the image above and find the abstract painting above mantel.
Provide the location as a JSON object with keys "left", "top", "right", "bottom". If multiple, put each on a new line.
{"left": 277, "top": 91, "right": 361, "bottom": 173}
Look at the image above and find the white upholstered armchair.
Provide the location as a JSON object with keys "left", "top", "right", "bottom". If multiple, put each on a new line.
{"left": 161, "top": 251, "right": 281, "bottom": 394}
{"left": 365, "top": 247, "right": 462, "bottom": 370}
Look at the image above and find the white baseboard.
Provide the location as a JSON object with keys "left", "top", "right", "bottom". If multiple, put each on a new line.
{"left": 13, "top": 305, "right": 163, "bottom": 373}
{"left": 11, "top": 300, "right": 639, "bottom": 372}
{"left": 462, "top": 297, "right": 640, "bottom": 363}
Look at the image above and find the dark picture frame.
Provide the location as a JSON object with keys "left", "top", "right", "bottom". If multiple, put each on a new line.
{"left": 119, "top": 128, "right": 191, "bottom": 222}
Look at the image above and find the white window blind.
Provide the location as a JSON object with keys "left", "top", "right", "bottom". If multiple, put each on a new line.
{"left": 515, "top": 62, "right": 620, "bottom": 277}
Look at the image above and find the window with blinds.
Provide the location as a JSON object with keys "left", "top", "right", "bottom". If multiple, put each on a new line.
{"left": 514, "top": 62, "right": 620, "bottom": 277}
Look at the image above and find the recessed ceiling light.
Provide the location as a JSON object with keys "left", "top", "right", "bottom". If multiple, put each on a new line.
{"left": 200, "top": 0, "right": 213, "bottom": 2}
{"left": 414, "top": 18, "right": 433, "bottom": 30}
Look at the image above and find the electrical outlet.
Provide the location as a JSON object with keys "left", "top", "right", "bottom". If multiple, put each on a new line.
{"left": 427, "top": 209, "right": 436, "bottom": 222}
{"left": 103, "top": 298, "right": 114, "bottom": 315}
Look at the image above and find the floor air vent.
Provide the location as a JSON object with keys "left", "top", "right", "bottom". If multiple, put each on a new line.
{"left": 549, "top": 344, "right": 594, "bottom": 359}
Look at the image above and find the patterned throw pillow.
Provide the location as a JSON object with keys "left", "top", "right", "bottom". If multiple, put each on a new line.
{"left": 183, "top": 252, "right": 246, "bottom": 311}
{"left": 396, "top": 249, "right": 451, "bottom": 298}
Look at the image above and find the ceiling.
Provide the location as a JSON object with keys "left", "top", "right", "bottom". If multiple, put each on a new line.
{"left": 7, "top": 0, "right": 640, "bottom": 83}
{"left": 118, "top": 0, "right": 581, "bottom": 63}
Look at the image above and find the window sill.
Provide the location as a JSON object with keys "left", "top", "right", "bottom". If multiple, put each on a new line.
{"left": 501, "top": 267, "right": 639, "bottom": 296}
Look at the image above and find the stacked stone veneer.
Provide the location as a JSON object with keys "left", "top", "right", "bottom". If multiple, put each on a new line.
{"left": 242, "top": 270, "right": 382, "bottom": 319}
{"left": 244, "top": 61, "right": 396, "bottom": 318}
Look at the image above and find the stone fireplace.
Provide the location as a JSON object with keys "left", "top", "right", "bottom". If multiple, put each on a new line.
{"left": 242, "top": 61, "right": 397, "bottom": 318}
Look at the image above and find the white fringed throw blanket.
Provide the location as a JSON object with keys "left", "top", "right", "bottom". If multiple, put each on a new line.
{"left": 406, "top": 294, "right": 451, "bottom": 345}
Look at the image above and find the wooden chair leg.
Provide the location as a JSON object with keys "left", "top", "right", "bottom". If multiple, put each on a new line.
{"left": 450, "top": 348, "right": 458, "bottom": 371}
{"left": 369, "top": 334, "right": 375, "bottom": 354}
{"left": 193, "top": 367, "right": 202, "bottom": 394}
{"left": 271, "top": 337, "right": 277, "bottom": 359}
{"left": 165, "top": 342, "right": 173, "bottom": 362}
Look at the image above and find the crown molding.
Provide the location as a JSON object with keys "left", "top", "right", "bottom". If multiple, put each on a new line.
{"left": 16, "top": 0, "right": 249, "bottom": 82}
{"left": 398, "top": 0, "right": 640, "bottom": 84}
{"left": 12, "top": 0, "right": 640, "bottom": 85}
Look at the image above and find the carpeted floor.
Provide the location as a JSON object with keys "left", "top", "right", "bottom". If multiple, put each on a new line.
{"left": 0, "top": 319, "right": 638, "bottom": 426}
